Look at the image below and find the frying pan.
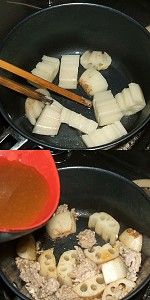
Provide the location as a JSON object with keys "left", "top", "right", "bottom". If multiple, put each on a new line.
{"left": 0, "top": 3, "right": 150, "bottom": 150}
{"left": 0, "top": 166, "right": 150, "bottom": 300}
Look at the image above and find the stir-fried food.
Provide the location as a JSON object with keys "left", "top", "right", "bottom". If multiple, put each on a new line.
{"left": 16, "top": 207, "right": 143, "bottom": 300}
{"left": 24, "top": 50, "right": 146, "bottom": 147}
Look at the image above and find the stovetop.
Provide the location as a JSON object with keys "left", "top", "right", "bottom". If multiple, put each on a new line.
{"left": 0, "top": 0, "right": 150, "bottom": 299}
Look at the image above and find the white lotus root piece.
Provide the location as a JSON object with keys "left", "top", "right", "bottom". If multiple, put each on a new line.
{"left": 84, "top": 243, "right": 119, "bottom": 264}
{"left": 16, "top": 234, "right": 36, "bottom": 261}
{"left": 82, "top": 121, "right": 127, "bottom": 148}
{"left": 57, "top": 250, "right": 77, "bottom": 286}
{"left": 80, "top": 50, "right": 112, "bottom": 70}
{"left": 88, "top": 212, "right": 120, "bottom": 245}
{"left": 93, "top": 90, "right": 123, "bottom": 126}
{"left": 79, "top": 68, "right": 108, "bottom": 96}
{"left": 25, "top": 88, "right": 50, "bottom": 125}
{"left": 60, "top": 107, "right": 98, "bottom": 134}
{"left": 59, "top": 55, "right": 80, "bottom": 89}
{"left": 73, "top": 274, "right": 106, "bottom": 298}
{"left": 119, "top": 228, "right": 142, "bottom": 252}
{"left": 101, "top": 256, "right": 127, "bottom": 285}
{"left": 33, "top": 101, "right": 62, "bottom": 136}
{"left": 38, "top": 248, "right": 57, "bottom": 278}
{"left": 115, "top": 83, "right": 146, "bottom": 116}
{"left": 46, "top": 210, "right": 76, "bottom": 240}
{"left": 102, "top": 278, "right": 136, "bottom": 300}
{"left": 30, "top": 55, "right": 60, "bottom": 86}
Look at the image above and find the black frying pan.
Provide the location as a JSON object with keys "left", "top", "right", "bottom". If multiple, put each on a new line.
{"left": 0, "top": 166, "right": 150, "bottom": 300}
{"left": 0, "top": 3, "right": 150, "bottom": 150}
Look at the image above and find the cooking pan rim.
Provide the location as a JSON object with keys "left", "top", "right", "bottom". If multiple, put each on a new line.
{"left": 0, "top": 165, "right": 150, "bottom": 299}
{"left": 0, "top": 267, "right": 149, "bottom": 300}
{"left": 58, "top": 165, "right": 150, "bottom": 202}
{"left": 0, "top": 109, "right": 150, "bottom": 150}
{"left": 0, "top": 2, "right": 150, "bottom": 150}
{"left": 0, "top": 265, "right": 149, "bottom": 300}
{"left": 0, "top": 2, "right": 150, "bottom": 48}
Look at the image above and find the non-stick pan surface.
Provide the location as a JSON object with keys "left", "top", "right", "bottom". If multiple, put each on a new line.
{"left": 0, "top": 167, "right": 150, "bottom": 299}
{"left": 0, "top": 3, "right": 150, "bottom": 150}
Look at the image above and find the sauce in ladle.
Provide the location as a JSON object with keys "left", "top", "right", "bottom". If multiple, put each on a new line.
{"left": 0, "top": 158, "right": 50, "bottom": 230}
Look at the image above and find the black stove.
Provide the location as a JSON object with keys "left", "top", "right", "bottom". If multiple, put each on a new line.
{"left": 0, "top": 1, "right": 150, "bottom": 300}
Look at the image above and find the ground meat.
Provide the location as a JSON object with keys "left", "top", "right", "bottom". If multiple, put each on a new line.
{"left": 55, "top": 285, "right": 82, "bottom": 300}
{"left": 119, "top": 243, "right": 141, "bottom": 281}
{"left": 16, "top": 257, "right": 60, "bottom": 300}
{"left": 74, "top": 246, "right": 86, "bottom": 263}
{"left": 70, "top": 254, "right": 98, "bottom": 283}
{"left": 77, "top": 229, "right": 96, "bottom": 249}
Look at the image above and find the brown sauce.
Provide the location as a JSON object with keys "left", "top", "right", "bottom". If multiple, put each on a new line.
{"left": 0, "top": 158, "right": 50, "bottom": 230}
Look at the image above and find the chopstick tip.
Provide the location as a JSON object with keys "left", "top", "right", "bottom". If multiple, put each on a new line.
{"left": 82, "top": 97, "right": 93, "bottom": 108}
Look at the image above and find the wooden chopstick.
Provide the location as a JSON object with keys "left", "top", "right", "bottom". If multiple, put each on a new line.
{"left": 0, "top": 59, "right": 92, "bottom": 108}
{"left": 0, "top": 76, "right": 53, "bottom": 104}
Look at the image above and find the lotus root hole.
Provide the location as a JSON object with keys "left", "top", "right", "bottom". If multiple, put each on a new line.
{"left": 71, "top": 253, "right": 76, "bottom": 258}
{"left": 119, "top": 283, "right": 126, "bottom": 290}
{"left": 108, "top": 248, "right": 115, "bottom": 254}
{"left": 96, "top": 277, "right": 104, "bottom": 284}
{"left": 64, "top": 256, "right": 69, "bottom": 261}
{"left": 91, "top": 284, "right": 97, "bottom": 291}
{"left": 80, "top": 284, "right": 88, "bottom": 292}
{"left": 110, "top": 286, "right": 116, "bottom": 293}
{"left": 96, "top": 252, "right": 101, "bottom": 258}
{"left": 49, "top": 267, "right": 55, "bottom": 272}
{"left": 106, "top": 294, "right": 113, "bottom": 300}
{"left": 45, "top": 254, "right": 52, "bottom": 259}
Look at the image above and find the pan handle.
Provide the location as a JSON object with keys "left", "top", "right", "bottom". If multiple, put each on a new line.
{"left": 0, "top": 126, "right": 72, "bottom": 162}
{"left": 0, "top": 126, "right": 29, "bottom": 150}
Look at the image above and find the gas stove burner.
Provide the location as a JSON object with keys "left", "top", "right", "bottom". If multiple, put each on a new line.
{"left": 51, "top": 149, "right": 72, "bottom": 164}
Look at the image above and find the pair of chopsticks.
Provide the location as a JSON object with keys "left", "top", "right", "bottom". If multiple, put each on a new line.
{"left": 0, "top": 59, "right": 92, "bottom": 108}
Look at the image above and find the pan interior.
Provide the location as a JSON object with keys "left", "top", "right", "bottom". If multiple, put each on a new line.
{"left": 0, "top": 167, "right": 150, "bottom": 299}
{"left": 0, "top": 4, "right": 150, "bottom": 149}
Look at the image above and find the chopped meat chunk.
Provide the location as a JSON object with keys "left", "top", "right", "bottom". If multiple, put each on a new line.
{"left": 16, "top": 257, "right": 60, "bottom": 300}
{"left": 77, "top": 229, "right": 96, "bottom": 249}
{"left": 74, "top": 246, "right": 86, "bottom": 263}
{"left": 56, "top": 285, "right": 82, "bottom": 300}
{"left": 119, "top": 243, "right": 141, "bottom": 281}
